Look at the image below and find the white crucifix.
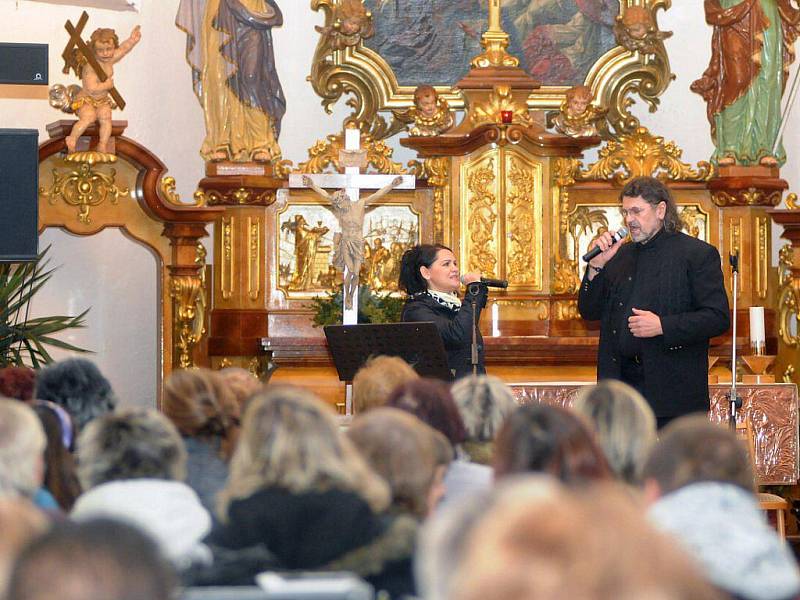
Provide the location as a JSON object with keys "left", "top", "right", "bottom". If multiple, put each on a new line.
{"left": 289, "top": 127, "right": 415, "bottom": 324}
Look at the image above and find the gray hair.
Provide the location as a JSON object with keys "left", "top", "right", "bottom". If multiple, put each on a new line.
{"left": 450, "top": 376, "right": 517, "bottom": 443}
{"left": 0, "top": 399, "right": 46, "bottom": 498}
{"left": 76, "top": 409, "right": 186, "bottom": 490}
{"left": 35, "top": 359, "right": 116, "bottom": 431}
{"left": 219, "top": 386, "right": 390, "bottom": 518}
{"left": 572, "top": 380, "right": 657, "bottom": 484}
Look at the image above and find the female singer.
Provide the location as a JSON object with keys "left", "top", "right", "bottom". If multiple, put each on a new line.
{"left": 399, "top": 244, "right": 487, "bottom": 379}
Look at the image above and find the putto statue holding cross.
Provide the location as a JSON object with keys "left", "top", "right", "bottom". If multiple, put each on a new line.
{"left": 50, "top": 11, "right": 141, "bottom": 155}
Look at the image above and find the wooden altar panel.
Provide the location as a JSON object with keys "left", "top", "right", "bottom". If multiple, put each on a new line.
{"left": 509, "top": 383, "right": 799, "bottom": 486}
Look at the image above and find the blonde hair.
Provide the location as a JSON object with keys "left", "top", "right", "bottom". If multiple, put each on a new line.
{"left": 347, "top": 408, "right": 444, "bottom": 518}
{"left": 0, "top": 399, "right": 46, "bottom": 498}
{"left": 450, "top": 375, "right": 517, "bottom": 442}
{"left": 219, "top": 386, "right": 389, "bottom": 517}
{"left": 352, "top": 355, "right": 419, "bottom": 413}
{"left": 573, "top": 380, "right": 657, "bottom": 484}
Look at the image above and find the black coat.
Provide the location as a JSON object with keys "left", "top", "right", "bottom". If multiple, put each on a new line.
{"left": 401, "top": 287, "right": 488, "bottom": 379}
{"left": 578, "top": 230, "right": 730, "bottom": 417}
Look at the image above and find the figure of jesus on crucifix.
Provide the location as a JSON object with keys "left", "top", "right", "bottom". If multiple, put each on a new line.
{"left": 302, "top": 174, "right": 403, "bottom": 309}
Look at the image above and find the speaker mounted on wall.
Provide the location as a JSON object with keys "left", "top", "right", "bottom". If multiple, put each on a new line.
{"left": 0, "top": 129, "right": 39, "bottom": 262}
{"left": 0, "top": 43, "right": 48, "bottom": 85}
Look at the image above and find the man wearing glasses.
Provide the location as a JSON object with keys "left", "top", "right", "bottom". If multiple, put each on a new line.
{"left": 578, "top": 176, "right": 730, "bottom": 429}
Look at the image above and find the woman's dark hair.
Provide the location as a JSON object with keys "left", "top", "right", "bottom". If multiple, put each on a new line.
{"left": 386, "top": 378, "right": 466, "bottom": 447}
{"left": 31, "top": 402, "right": 81, "bottom": 511}
{"left": 399, "top": 244, "right": 451, "bottom": 295}
{"left": 493, "top": 404, "right": 611, "bottom": 485}
{"left": 619, "top": 176, "right": 682, "bottom": 233}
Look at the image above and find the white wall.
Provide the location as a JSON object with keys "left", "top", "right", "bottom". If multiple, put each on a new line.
{"left": 1, "top": 1, "right": 797, "bottom": 405}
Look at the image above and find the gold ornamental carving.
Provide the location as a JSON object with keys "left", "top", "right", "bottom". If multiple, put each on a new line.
{"left": 412, "top": 157, "right": 449, "bottom": 243}
{"left": 195, "top": 187, "right": 277, "bottom": 207}
{"left": 552, "top": 300, "right": 579, "bottom": 321}
{"left": 679, "top": 206, "right": 705, "bottom": 239}
{"left": 711, "top": 188, "right": 783, "bottom": 208}
{"left": 160, "top": 176, "right": 182, "bottom": 205}
{"left": 786, "top": 193, "right": 799, "bottom": 210}
{"left": 40, "top": 154, "right": 129, "bottom": 224}
{"left": 778, "top": 244, "right": 799, "bottom": 347}
{"left": 577, "top": 127, "right": 713, "bottom": 185}
{"left": 756, "top": 216, "right": 768, "bottom": 300}
{"left": 471, "top": 85, "right": 532, "bottom": 128}
{"left": 298, "top": 132, "right": 405, "bottom": 175}
{"left": 310, "top": 1, "right": 674, "bottom": 139}
{"left": 247, "top": 217, "right": 261, "bottom": 301}
{"left": 170, "top": 244, "right": 207, "bottom": 369}
{"left": 506, "top": 163, "right": 537, "bottom": 285}
{"left": 464, "top": 157, "right": 498, "bottom": 275}
{"left": 220, "top": 216, "right": 235, "bottom": 300}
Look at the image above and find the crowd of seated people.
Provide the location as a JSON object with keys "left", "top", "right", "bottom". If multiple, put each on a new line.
{"left": 0, "top": 358, "right": 799, "bottom": 600}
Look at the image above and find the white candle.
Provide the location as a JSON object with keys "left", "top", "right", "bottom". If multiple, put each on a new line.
{"left": 492, "top": 302, "right": 500, "bottom": 337}
{"left": 749, "top": 306, "right": 765, "bottom": 345}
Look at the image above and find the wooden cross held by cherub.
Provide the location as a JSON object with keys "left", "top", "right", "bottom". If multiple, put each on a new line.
{"left": 289, "top": 127, "right": 415, "bottom": 325}
{"left": 61, "top": 11, "right": 126, "bottom": 109}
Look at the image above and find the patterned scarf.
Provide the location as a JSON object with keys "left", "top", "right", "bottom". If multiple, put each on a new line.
{"left": 427, "top": 289, "right": 461, "bottom": 312}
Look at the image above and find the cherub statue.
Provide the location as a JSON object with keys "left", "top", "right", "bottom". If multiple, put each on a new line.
{"left": 315, "top": 0, "right": 374, "bottom": 50}
{"left": 552, "top": 85, "right": 607, "bottom": 138}
{"left": 408, "top": 85, "right": 455, "bottom": 137}
{"left": 613, "top": 6, "right": 672, "bottom": 54}
{"left": 301, "top": 175, "right": 403, "bottom": 309}
{"left": 51, "top": 26, "right": 141, "bottom": 154}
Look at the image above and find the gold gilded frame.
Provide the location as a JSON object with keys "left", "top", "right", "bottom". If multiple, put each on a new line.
{"left": 310, "top": 0, "right": 673, "bottom": 138}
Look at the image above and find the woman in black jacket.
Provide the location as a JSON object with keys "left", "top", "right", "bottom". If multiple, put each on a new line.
{"left": 399, "top": 244, "right": 487, "bottom": 379}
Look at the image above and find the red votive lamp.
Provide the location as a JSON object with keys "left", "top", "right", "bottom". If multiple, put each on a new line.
{"left": 500, "top": 110, "right": 513, "bottom": 124}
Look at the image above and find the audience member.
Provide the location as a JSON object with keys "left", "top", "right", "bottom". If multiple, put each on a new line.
{"left": 210, "top": 386, "right": 416, "bottom": 597}
{"left": 162, "top": 368, "right": 239, "bottom": 513}
{"left": 72, "top": 408, "right": 212, "bottom": 570}
{"left": 450, "top": 375, "right": 517, "bottom": 465}
{"left": 644, "top": 415, "right": 800, "bottom": 600}
{"left": 218, "top": 366, "right": 263, "bottom": 413}
{"left": 348, "top": 407, "right": 451, "bottom": 519}
{"left": 573, "top": 379, "right": 657, "bottom": 485}
{"left": 34, "top": 358, "right": 116, "bottom": 431}
{"left": 449, "top": 478, "right": 725, "bottom": 600}
{"left": 493, "top": 403, "right": 612, "bottom": 484}
{"left": 0, "top": 499, "right": 47, "bottom": 598}
{"left": 0, "top": 366, "right": 36, "bottom": 402}
{"left": 352, "top": 355, "right": 418, "bottom": 414}
{"left": 8, "top": 518, "right": 177, "bottom": 600}
{"left": 31, "top": 401, "right": 81, "bottom": 511}
{"left": 0, "top": 399, "right": 55, "bottom": 510}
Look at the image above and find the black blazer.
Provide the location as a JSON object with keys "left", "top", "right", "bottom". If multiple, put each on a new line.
{"left": 578, "top": 230, "right": 730, "bottom": 417}
{"left": 401, "top": 287, "right": 488, "bottom": 379}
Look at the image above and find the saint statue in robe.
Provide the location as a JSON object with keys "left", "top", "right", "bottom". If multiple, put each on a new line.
{"left": 691, "top": 0, "right": 800, "bottom": 167}
{"left": 176, "top": 0, "right": 286, "bottom": 163}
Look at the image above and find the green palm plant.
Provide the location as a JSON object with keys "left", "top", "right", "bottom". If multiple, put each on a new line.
{"left": 0, "top": 246, "right": 90, "bottom": 368}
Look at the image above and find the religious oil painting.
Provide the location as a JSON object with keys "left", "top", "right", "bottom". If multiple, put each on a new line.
{"left": 569, "top": 204, "right": 708, "bottom": 280}
{"left": 363, "top": 0, "right": 620, "bottom": 86}
{"left": 278, "top": 203, "right": 419, "bottom": 297}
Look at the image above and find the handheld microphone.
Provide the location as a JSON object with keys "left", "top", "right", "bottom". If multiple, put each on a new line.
{"left": 581, "top": 227, "right": 629, "bottom": 262}
{"left": 460, "top": 275, "right": 509, "bottom": 289}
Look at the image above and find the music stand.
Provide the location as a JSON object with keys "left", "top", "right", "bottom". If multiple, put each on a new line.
{"left": 324, "top": 322, "right": 452, "bottom": 382}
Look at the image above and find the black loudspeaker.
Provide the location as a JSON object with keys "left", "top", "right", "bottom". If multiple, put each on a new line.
{"left": 0, "top": 129, "right": 39, "bottom": 262}
{"left": 0, "top": 43, "right": 48, "bottom": 85}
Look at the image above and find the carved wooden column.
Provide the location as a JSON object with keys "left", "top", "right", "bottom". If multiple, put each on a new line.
{"left": 768, "top": 202, "right": 800, "bottom": 386}
{"left": 196, "top": 164, "right": 284, "bottom": 376}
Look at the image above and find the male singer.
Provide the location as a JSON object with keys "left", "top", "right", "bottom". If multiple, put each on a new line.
{"left": 578, "top": 176, "right": 730, "bottom": 428}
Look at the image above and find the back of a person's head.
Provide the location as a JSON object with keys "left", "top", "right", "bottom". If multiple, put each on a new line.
{"left": 643, "top": 415, "right": 754, "bottom": 495}
{"left": 0, "top": 399, "right": 46, "bottom": 499}
{"left": 387, "top": 378, "right": 466, "bottom": 447}
{"left": 34, "top": 359, "right": 115, "bottom": 431}
{"left": 0, "top": 367, "right": 36, "bottom": 402}
{"left": 573, "top": 380, "right": 657, "bottom": 484}
{"left": 450, "top": 375, "right": 517, "bottom": 443}
{"left": 162, "top": 368, "right": 238, "bottom": 440}
{"left": 449, "top": 479, "right": 724, "bottom": 600}
{"left": 352, "top": 355, "right": 419, "bottom": 413}
{"left": 221, "top": 385, "right": 389, "bottom": 516}
{"left": 31, "top": 402, "right": 80, "bottom": 511}
{"left": 493, "top": 403, "right": 611, "bottom": 485}
{"left": 217, "top": 366, "right": 262, "bottom": 410}
{"left": 348, "top": 407, "right": 447, "bottom": 518}
{"left": 0, "top": 499, "right": 47, "bottom": 598}
{"left": 76, "top": 408, "right": 187, "bottom": 490}
{"left": 8, "top": 518, "right": 176, "bottom": 600}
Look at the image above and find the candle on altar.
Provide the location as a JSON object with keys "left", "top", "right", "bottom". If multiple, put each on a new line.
{"left": 749, "top": 306, "right": 765, "bottom": 354}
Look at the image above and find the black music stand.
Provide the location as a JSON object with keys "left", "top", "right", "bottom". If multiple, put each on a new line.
{"left": 324, "top": 322, "right": 452, "bottom": 382}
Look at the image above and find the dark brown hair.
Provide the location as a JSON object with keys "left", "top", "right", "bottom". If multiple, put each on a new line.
{"left": 619, "top": 176, "right": 682, "bottom": 233}
{"left": 387, "top": 378, "right": 466, "bottom": 447}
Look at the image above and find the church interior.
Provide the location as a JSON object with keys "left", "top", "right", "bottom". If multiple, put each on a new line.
{"left": 2, "top": 0, "right": 800, "bottom": 598}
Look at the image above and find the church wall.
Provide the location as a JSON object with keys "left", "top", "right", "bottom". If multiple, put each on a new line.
{"left": 0, "top": 1, "right": 797, "bottom": 405}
